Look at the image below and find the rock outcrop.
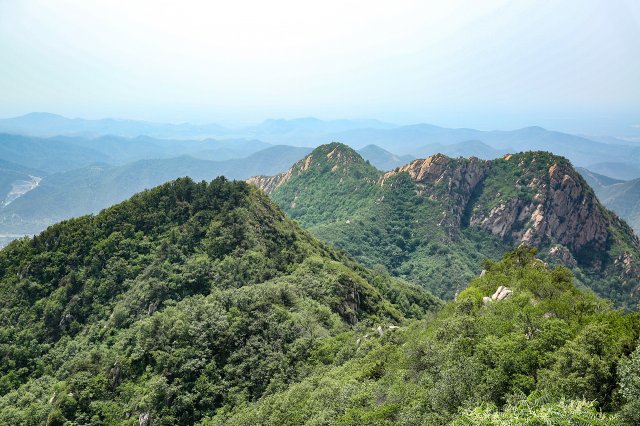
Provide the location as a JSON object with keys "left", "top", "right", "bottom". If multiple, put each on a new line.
{"left": 381, "top": 155, "right": 490, "bottom": 226}
{"left": 247, "top": 143, "right": 640, "bottom": 305}
{"left": 482, "top": 286, "right": 513, "bottom": 305}
{"left": 380, "top": 151, "right": 634, "bottom": 270}
{"left": 471, "top": 159, "right": 610, "bottom": 264}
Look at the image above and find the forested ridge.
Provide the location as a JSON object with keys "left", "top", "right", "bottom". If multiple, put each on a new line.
{"left": 250, "top": 143, "right": 640, "bottom": 308}
{"left": 0, "top": 176, "right": 638, "bottom": 425}
{"left": 0, "top": 177, "right": 437, "bottom": 424}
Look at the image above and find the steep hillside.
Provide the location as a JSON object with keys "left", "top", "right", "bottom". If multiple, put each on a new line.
{"left": 0, "top": 177, "right": 438, "bottom": 424}
{"left": 207, "top": 247, "right": 640, "bottom": 425}
{"left": 250, "top": 143, "right": 640, "bottom": 307}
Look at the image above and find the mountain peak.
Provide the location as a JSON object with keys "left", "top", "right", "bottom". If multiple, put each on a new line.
{"left": 308, "top": 141, "right": 362, "bottom": 162}
{"left": 248, "top": 142, "right": 378, "bottom": 193}
{"left": 250, "top": 145, "right": 640, "bottom": 306}
{"left": 291, "top": 142, "right": 371, "bottom": 176}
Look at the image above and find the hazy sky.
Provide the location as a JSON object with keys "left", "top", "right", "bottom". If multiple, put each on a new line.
{"left": 1, "top": 0, "right": 639, "bottom": 134}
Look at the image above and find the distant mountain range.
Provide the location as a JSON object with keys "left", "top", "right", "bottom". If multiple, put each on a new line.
{"left": 0, "top": 145, "right": 313, "bottom": 236}
{"left": 0, "top": 112, "right": 229, "bottom": 139}
{"left": 0, "top": 113, "right": 394, "bottom": 140}
{"left": 579, "top": 167, "right": 640, "bottom": 235}
{"left": 0, "top": 133, "right": 270, "bottom": 173}
{"left": 583, "top": 162, "right": 640, "bottom": 181}
{"left": 4, "top": 113, "right": 640, "bottom": 177}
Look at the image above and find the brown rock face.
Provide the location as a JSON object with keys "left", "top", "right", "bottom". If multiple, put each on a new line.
{"left": 246, "top": 172, "right": 291, "bottom": 194}
{"left": 472, "top": 161, "right": 609, "bottom": 261}
{"left": 382, "top": 153, "right": 632, "bottom": 269}
{"left": 246, "top": 153, "right": 315, "bottom": 194}
{"left": 381, "top": 155, "right": 490, "bottom": 225}
{"left": 549, "top": 245, "right": 577, "bottom": 268}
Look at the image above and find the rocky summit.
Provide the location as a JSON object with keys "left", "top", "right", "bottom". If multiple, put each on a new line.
{"left": 249, "top": 143, "right": 640, "bottom": 307}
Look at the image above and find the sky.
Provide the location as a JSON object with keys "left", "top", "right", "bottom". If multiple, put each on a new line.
{"left": 0, "top": 0, "right": 639, "bottom": 135}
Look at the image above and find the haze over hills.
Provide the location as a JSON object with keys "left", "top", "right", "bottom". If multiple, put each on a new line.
{"left": 5, "top": 113, "right": 640, "bottom": 178}
{"left": 356, "top": 144, "right": 416, "bottom": 171}
{"left": 586, "top": 162, "right": 640, "bottom": 181}
{"left": 0, "top": 145, "right": 313, "bottom": 236}
{"left": 3, "top": 0, "right": 640, "bottom": 422}
{"left": 0, "top": 133, "right": 270, "bottom": 173}
{"left": 249, "top": 143, "right": 640, "bottom": 308}
{"left": 0, "top": 112, "right": 229, "bottom": 139}
{"left": 580, "top": 168, "right": 640, "bottom": 236}
{"left": 0, "top": 113, "right": 395, "bottom": 140}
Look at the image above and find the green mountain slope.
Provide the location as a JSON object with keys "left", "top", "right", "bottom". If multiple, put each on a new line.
{"left": 207, "top": 247, "right": 640, "bottom": 425}
{"left": 0, "top": 177, "right": 438, "bottom": 424}
{"left": 249, "top": 143, "right": 640, "bottom": 307}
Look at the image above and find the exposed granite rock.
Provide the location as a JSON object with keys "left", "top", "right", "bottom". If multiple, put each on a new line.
{"left": 382, "top": 152, "right": 626, "bottom": 270}
{"left": 471, "top": 160, "right": 610, "bottom": 267}
{"left": 491, "top": 285, "right": 513, "bottom": 301}
{"left": 549, "top": 245, "right": 577, "bottom": 268}
{"left": 381, "top": 154, "right": 490, "bottom": 227}
{"left": 246, "top": 172, "right": 291, "bottom": 194}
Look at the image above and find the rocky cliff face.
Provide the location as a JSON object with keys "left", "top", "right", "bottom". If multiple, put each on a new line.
{"left": 472, "top": 157, "right": 612, "bottom": 265}
{"left": 248, "top": 143, "right": 640, "bottom": 305}
{"left": 377, "top": 151, "right": 637, "bottom": 270}
{"left": 381, "top": 154, "right": 490, "bottom": 229}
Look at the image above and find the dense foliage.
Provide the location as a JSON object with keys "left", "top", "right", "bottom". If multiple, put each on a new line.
{"left": 206, "top": 247, "right": 640, "bottom": 425}
{"left": 0, "top": 177, "right": 438, "bottom": 425}
{"left": 1, "top": 172, "right": 639, "bottom": 425}
{"left": 261, "top": 143, "right": 640, "bottom": 307}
